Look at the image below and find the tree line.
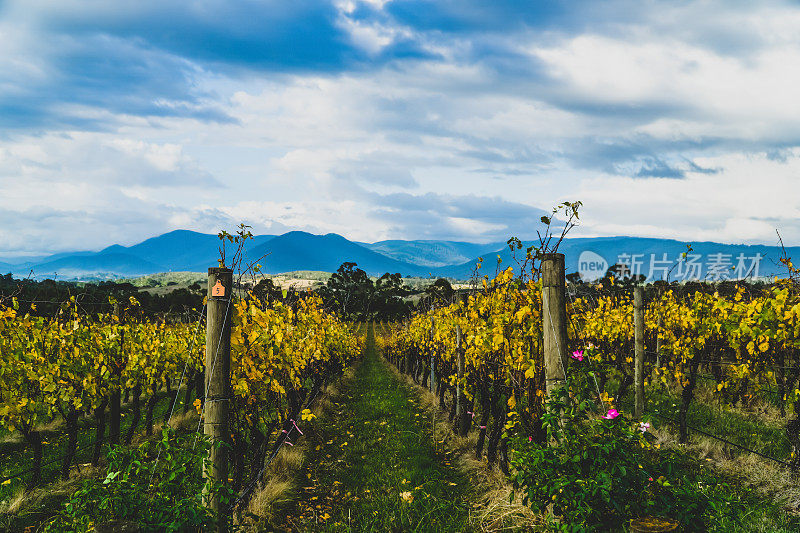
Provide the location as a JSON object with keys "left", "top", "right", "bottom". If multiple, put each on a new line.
{"left": 0, "top": 264, "right": 459, "bottom": 322}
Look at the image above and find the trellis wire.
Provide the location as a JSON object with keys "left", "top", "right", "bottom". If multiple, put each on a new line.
{"left": 148, "top": 301, "right": 208, "bottom": 487}
{"left": 231, "top": 383, "right": 324, "bottom": 511}
{"left": 0, "top": 311, "right": 207, "bottom": 487}
{"left": 649, "top": 411, "right": 792, "bottom": 468}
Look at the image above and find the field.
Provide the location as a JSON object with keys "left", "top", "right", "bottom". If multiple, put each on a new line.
{"left": 2, "top": 262, "right": 800, "bottom": 531}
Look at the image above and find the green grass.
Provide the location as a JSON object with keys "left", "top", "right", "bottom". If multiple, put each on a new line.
{"left": 271, "top": 324, "right": 474, "bottom": 532}
{"left": 0, "top": 386, "right": 197, "bottom": 521}
{"left": 604, "top": 379, "right": 797, "bottom": 531}
{"left": 614, "top": 380, "right": 791, "bottom": 461}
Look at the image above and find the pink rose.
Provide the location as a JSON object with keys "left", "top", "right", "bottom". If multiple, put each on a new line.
{"left": 602, "top": 408, "right": 620, "bottom": 420}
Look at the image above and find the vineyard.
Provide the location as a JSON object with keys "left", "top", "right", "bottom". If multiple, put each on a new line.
{"left": 0, "top": 277, "right": 364, "bottom": 530}
{"left": 379, "top": 256, "right": 800, "bottom": 530}
{"left": 1, "top": 246, "right": 799, "bottom": 530}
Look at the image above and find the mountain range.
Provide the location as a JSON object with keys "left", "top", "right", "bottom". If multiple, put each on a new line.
{"left": 1, "top": 230, "right": 798, "bottom": 282}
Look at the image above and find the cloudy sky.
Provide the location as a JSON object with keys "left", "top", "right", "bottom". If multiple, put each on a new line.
{"left": 1, "top": 0, "right": 799, "bottom": 258}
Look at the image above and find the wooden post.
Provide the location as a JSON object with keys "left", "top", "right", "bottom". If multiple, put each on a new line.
{"left": 402, "top": 322, "right": 409, "bottom": 374}
{"left": 541, "top": 254, "right": 568, "bottom": 397}
{"left": 455, "top": 323, "right": 463, "bottom": 420}
{"left": 110, "top": 303, "right": 123, "bottom": 445}
{"left": 429, "top": 317, "right": 435, "bottom": 393}
{"left": 634, "top": 286, "right": 645, "bottom": 418}
{"left": 204, "top": 267, "right": 232, "bottom": 531}
{"left": 655, "top": 315, "right": 662, "bottom": 370}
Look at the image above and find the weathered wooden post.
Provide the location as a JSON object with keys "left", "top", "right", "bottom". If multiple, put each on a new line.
{"left": 204, "top": 267, "right": 232, "bottom": 531}
{"left": 455, "top": 324, "right": 463, "bottom": 414}
{"left": 634, "top": 286, "right": 646, "bottom": 418}
{"left": 655, "top": 315, "right": 662, "bottom": 370}
{"left": 542, "top": 254, "right": 568, "bottom": 397}
{"left": 429, "top": 317, "right": 435, "bottom": 393}
{"left": 110, "top": 303, "right": 124, "bottom": 445}
{"left": 455, "top": 323, "right": 463, "bottom": 420}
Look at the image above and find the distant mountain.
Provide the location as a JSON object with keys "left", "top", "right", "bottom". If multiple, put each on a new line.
{"left": 440, "top": 236, "right": 800, "bottom": 281}
{"left": 26, "top": 253, "right": 167, "bottom": 279}
{"left": 227, "top": 232, "right": 429, "bottom": 277}
{"left": 98, "top": 230, "right": 276, "bottom": 272}
{"left": 364, "top": 240, "right": 506, "bottom": 267}
{"left": 3, "top": 231, "right": 799, "bottom": 282}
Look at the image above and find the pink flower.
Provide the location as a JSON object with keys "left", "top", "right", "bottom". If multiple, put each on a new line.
{"left": 602, "top": 408, "right": 620, "bottom": 420}
{"left": 571, "top": 349, "right": 584, "bottom": 361}
{"left": 639, "top": 422, "right": 651, "bottom": 433}
{"left": 648, "top": 477, "right": 653, "bottom": 482}
{"left": 527, "top": 436, "right": 533, "bottom": 443}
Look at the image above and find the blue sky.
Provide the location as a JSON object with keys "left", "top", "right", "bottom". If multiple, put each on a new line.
{"left": 1, "top": 0, "right": 799, "bottom": 257}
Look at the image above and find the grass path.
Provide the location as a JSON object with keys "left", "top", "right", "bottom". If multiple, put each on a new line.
{"left": 273, "top": 324, "right": 474, "bottom": 532}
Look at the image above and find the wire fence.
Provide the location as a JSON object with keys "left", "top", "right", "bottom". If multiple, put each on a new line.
{"left": 0, "top": 313, "right": 208, "bottom": 488}
{"left": 0, "top": 387, "right": 190, "bottom": 486}
{"left": 565, "top": 286, "right": 795, "bottom": 470}
{"left": 231, "top": 383, "right": 324, "bottom": 511}
{"left": 649, "top": 411, "right": 792, "bottom": 468}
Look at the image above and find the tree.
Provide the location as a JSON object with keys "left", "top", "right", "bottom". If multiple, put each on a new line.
{"left": 252, "top": 278, "right": 283, "bottom": 305}
{"left": 426, "top": 278, "right": 454, "bottom": 305}
{"left": 318, "top": 262, "right": 374, "bottom": 319}
{"left": 602, "top": 263, "right": 646, "bottom": 287}
{"left": 373, "top": 273, "right": 412, "bottom": 320}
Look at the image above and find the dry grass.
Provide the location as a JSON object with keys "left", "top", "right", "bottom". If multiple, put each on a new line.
{"left": 648, "top": 380, "right": 800, "bottom": 516}
{"left": 649, "top": 423, "right": 800, "bottom": 514}
{"left": 1, "top": 417, "right": 65, "bottom": 446}
{"left": 0, "top": 432, "right": 23, "bottom": 446}
{"left": 239, "top": 443, "right": 308, "bottom": 527}
{"left": 128, "top": 409, "right": 200, "bottom": 446}
{"left": 0, "top": 404, "right": 201, "bottom": 527}
{"left": 382, "top": 358, "right": 544, "bottom": 532}
{"left": 693, "top": 382, "right": 786, "bottom": 428}
{"left": 0, "top": 462, "right": 103, "bottom": 515}
{"left": 236, "top": 367, "right": 357, "bottom": 531}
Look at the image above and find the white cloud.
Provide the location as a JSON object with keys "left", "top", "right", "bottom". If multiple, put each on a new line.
{"left": 576, "top": 150, "right": 800, "bottom": 245}
{"left": 529, "top": 9, "right": 800, "bottom": 142}
{"left": 2, "top": 0, "right": 800, "bottom": 258}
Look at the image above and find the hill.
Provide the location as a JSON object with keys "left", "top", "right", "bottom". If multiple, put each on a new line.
{"left": 440, "top": 236, "right": 800, "bottom": 281}
{"left": 363, "top": 240, "right": 506, "bottom": 267}
{"left": 234, "top": 232, "right": 429, "bottom": 277}
{"left": 23, "top": 252, "right": 167, "bottom": 279}
{"left": 99, "top": 230, "right": 275, "bottom": 271}
{"left": 3, "top": 230, "right": 799, "bottom": 282}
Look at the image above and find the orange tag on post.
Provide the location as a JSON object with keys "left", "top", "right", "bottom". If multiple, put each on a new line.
{"left": 212, "top": 280, "right": 225, "bottom": 297}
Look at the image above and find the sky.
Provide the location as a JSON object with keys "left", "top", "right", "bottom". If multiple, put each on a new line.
{"left": 1, "top": 0, "right": 799, "bottom": 258}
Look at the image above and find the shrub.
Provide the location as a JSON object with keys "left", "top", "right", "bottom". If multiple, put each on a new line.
{"left": 44, "top": 427, "right": 230, "bottom": 532}
{"left": 509, "top": 351, "right": 708, "bottom": 531}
